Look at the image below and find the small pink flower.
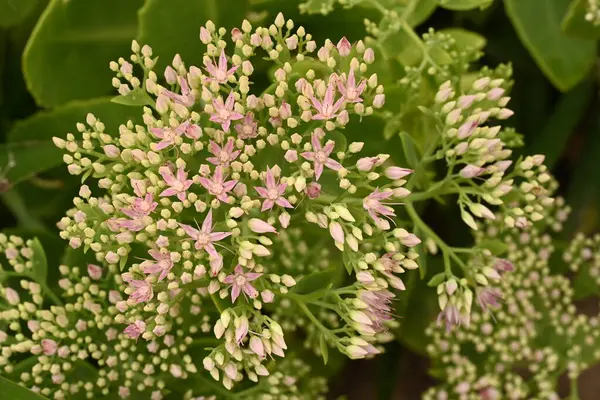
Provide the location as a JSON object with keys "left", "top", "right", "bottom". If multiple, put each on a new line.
{"left": 198, "top": 166, "right": 237, "bottom": 203}
{"left": 255, "top": 167, "right": 292, "bottom": 211}
{"left": 223, "top": 265, "right": 262, "bottom": 303}
{"left": 284, "top": 150, "right": 298, "bottom": 163}
{"left": 234, "top": 112, "right": 258, "bottom": 139}
{"left": 121, "top": 194, "right": 157, "bottom": 219}
{"left": 337, "top": 37, "right": 352, "bottom": 56}
{"left": 248, "top": 218, "right": 277, "bottom": 234}
{"left": 207, "top": 138, "right": 241, "bottom": 166}
{"left": 205, "top": 49, "right": 238, "bottom": 84}
{"left": 209, "top": 92, "right": 243, "bottom": 132}
{"left": 363, "top": 189, "right": 396, "bottom": 230}
{"left": 41, "top": 339, "right": 57, "bottom": 355}
{"left": 459, "top": 164, "right": 485, "bottom": 178}
{"left": 476, "top": 287, "right": 503, "bottom": 311}
{"left": 356, "top": 156, "right": 381, "bottom": 171}
{"left": 129, "top": 280, "right": 153, "bottom": 303}
{"left": 87, "top": 264, "right": 103, "bottom": 280}
{"left": 261, "top": 289, "right": 274, "bottom": 303}
{"left": 159, "top": 166, "right": 193, "bottom": 201}
{"left": 124, "top": 320, "right": 146, "bottom": 340}
{"left": 310, "top": 83, "right": 344, "bottom": 120}
{"left": 337, "top": 68, "right": 366, "bottom": 103}
{"left": 179, "top": 209, "right": 231, "bottom": 257}
{"left": 150, "top": 126, "right": 183, "bottom": 150}
{"left": 301, "top": 133, "right": 342, "bottom": 180}
{"left": 385, "top": 167, "right": 413, "bottom": 180}
{"left": 162, "top": 76, "right": 195, "bottom": 107}
{"left": 141, "top": 250, "right": 173, "bottom": 281}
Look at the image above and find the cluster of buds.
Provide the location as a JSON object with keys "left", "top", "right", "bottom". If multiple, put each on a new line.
{"left": 424, "top": 197, "right": 600, "bottom": 399}
{"left": 434, "top": 78, "right": 555, "bottom": 230}
{"left": 585, "top": 0, "right": 600, "bottom": 25}
{"left": 49, "top": 13, "right": 418, "bottom": 393}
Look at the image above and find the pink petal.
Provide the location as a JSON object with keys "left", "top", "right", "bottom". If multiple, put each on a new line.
{"left": 177, "top": 167, "right": 186, "bottom": 182}
{"left": 222, "top": 180, "right": 237, "bottom": 192}
{"left": 276, "top": 197, "right": 293, "bottom": 208}
{"left": 180, "top": 224, "right": 200, "bottom": 239}
{"left": 243, "top": 283, "right": 258, "bottom": 298}
{"left": 160, "top": 188, "right": 178, "bottom": 197}
{"left": 202, "top": 209, "right": 213, "bottom": 233}
{"left": 231, "top": 285, "right": 241, "bottom": 302}
{"left": 323, "top": 141, "right": 335, "bottom": 156}
{"left": 314, "top": 163, "right": 324, "bottom": 180}
{"left": 324, "top": 84, "right": 334, "bottom": 106}
{"left": 218, "top": 49, "right": 227, "bottom": 71}
{"left": 311, "top": 133, "right": 321, "bottom": 151}
{"left": 261, "top": 199, "right": 275, "bottom": 212}
{"left": 301, "top": 152, "right": 315, "bottom": 161}
{"left": 209, "top": 232, "right": 231, "bottom": 241}
{"left": 325, "top": 158, "right": 343, "bottom": 171}
{"left": 265, "top": 168, "right": 275, "bottom": 188}
{"left": 255, "top": 186, "right": 269, "bottom": 198}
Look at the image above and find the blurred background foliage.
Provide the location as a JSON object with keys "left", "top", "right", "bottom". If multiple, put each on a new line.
{"left": 1, "top": 0, "right": 599, "bottom": 398}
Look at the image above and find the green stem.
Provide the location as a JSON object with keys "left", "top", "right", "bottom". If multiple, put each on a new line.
{"left": 400, "top": 23, "right": 441, "bottom": 72}
{"left": 40, "top": 281, "right": 62, "bottom": 306}
{"left": 296, "top": 301, "right": 338, "bottom": 342}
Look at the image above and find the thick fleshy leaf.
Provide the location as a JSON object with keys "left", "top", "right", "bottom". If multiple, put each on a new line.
{"left": 562, "top": 0, "right": 600, "bottom": 39}
{"left": 0, "top": 375, "right": 47, "bottom": 399}
{"left": 29, "top": 237, "right": 48, "bottom": 282}
{"left": 137, "top": 0, "right": 248, "bottom": 73}
{"left": 0, "top": 141, "right": 63, "bottom": 186}
{"left": 437, "top": 0, "right": 493, "bottom": 10}
{"left": 505, "top": 0, "right": 596, "bottom": 91}
{"left": 23, "top": 0, "right": 144, "bottom": 107}
{"left": 0, "top": 0, "right": 39, "bottom": 27}
{"left": 441, "top": 28, "right": 487, "bottom": 51}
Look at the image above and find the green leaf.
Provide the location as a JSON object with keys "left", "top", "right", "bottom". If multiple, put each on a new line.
{"left": 8, "top": 97, "right": 141, "bottom": 143}
{"left": 399, "top": 131, "right": 420, "bottom": 169}
{"left": 0, "top": 141, "right": 63, "bottom": 186}
{"left": 111, "top": 89, "right": 153, "bottom": 107}
{"left": 527, "top": 79, "right": 593, "bottom": 169}
{"left": 319, "top": 334, "right": 329, "bottom": 365}
{"left": 1, "top": 189, "right": 47, "bottom": 232}
{"left": 562, "top": 0, "right": 600, "bottom": 39}
{"left": 23, "top": 0, "right": 143, "bottom": 107}
{"left": 505, "top": 0, "right": 596, "bottom": 91}
{"left": 407, "top": 0, "right": 438, "bottom": 26}
{"left": 138, "top": 0, "right": 248, "bottom": 73}
{"left": 441, "top": 28, "right": 487, "bottom": 51}
{"left": 437, "top": 0, "right": 493, "bottom": 10}
{"left": 29, "top": 237, "right": 48, "bottom": 282}
{"left": 478, "top": 239, "right": 508, "bottom": 256}
{"left": 0, "top": 375, "right": 47, "bottom": 399}
{"left": 427, "top": 272, "right": 445, "bottom": 287}
{"left": 292, "top": 268, "right": 338, "bottom": 294}
{"left": 0, "top": 0, "right": 39, "bottom": 28}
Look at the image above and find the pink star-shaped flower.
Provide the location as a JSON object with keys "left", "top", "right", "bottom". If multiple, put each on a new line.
{"left": 179, "top": 209, "right": 231, "bottom": 257}
{"left": 159, "top": 166, "right": 193, "bottom": 202}
{"left": 128, "top": 280, "right": 153, "bottom": 303}
{"left": 301, "top": 132, "right": 342, "bottom": 180}
{"left": 198, "top": 166, "right": 237, "bottom": 203}
{"left": 207, "top": 138, "right": 241, "bottom": 166}
{"left": 234, "top": 112, "right": 258, "bottom": 139}
{"left": 310, "top": 82, "right": 344, "bottom": 120}
{"left": 205, "top": 49, "right": 239, "bottom": 84}
{"left": 255, "top": 167, "right": 292, "bottom": 211}
{"left": 337, "top": 67, "right": 366, "bottom": 103}
{"left": 209, "top": 92, "right": 243, "bottom": 132}
{"left": 223, "top": 265, "right": 262, "bottom": 303}
{"left": 363, "top": 188, "right": 396, "bottom": 230}
{"left": 140, "top": 250, "right": 173, "bottom": 281}
{"left": 162, "top": 76, "right": 195, "bottom": 107}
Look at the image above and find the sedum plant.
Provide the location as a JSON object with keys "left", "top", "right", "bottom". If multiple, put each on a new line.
{"left": 0, "top": 0, "right": 597, "bottom": 398}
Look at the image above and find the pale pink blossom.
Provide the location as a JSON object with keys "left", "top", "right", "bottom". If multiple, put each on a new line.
{"left": 459, "top": 164, "right": 485, "bottom": 178}
{"left": 159, "top": 166, "right": 193, "bottom": 201}
{"left": 124, "top": 320, "right": 146, "bottom": 340}
{"left": 41, "top": 339, "right": 57, "bottom": 355}
{"left": 162, "top": 76, "right": 195, "bottom": 107}
{"left": 179, "top": 209, "right": 231, "bottom": 257}
{"left": 150, "top": 126, "right": 183, "bottom": 150}
{"left": 356, "top": 156, "right": 381, "bottom": 171}
{"left": 337, "top": 68, "right": 366, "bottom": 102}
{"left": 437, "top": 304, "right": 465, "bottom": 333}
{"left": 223, "top": 265, "right": 262, "bottom": 303}
{"left": 249, "top": 336, "right": 265, "bottom": 358}
{"left": 363, "top": 189, "right": 396, "bottom": 230}
{"left": 248, "top": 218, "right": 277, "bottom": 234}
{"left": 476, "top": 287, "right": 503, "bottom": 311}
{"left": 377, "top": 253, "right": 405, "bottom": 290}
{"left": 87, "top": 264, "right": 103, "bottom": 280}
{"left": 234, "top": 112, "right": 258, "bottom": 139}
{"left": 207, "top": 138, "right": 240, "bottom": 166}
{"left": 284, "top": 150, "right": 298, "bottom": 162}
{"left": 337, "top": 37, "right": 352, "bottom": 56}
{"left": 305, "top": 182, "right": 321, "bottom": 199}
{"left": 385, "top": 167, "right": 413, "bottom": 180}
{"left": 209, "top": 92, "right": 243, "bottom": 132}
{"left": 121, "top": 194, "right": 157, "bottom": 219}
{"left": 141, "top": 250, "right": 173, "bottom": 281}
{"left": 359, "top": 289, "right": 394, "bottom": 332}
{"left": 310, "top": 83, "right": 344, "bottom": 120}
{"left": 128, "top": 280, "right": 153, "bottom": 303}
{"left": 255, "top": 167, "right": 292, "bottom": 211}
{"left": 205, "top": 49, "right": 238, "bottom": 84}
{"left": 198, "top": 166, "right": 237, "bottom": 203}
{"left": 301, "top": 133, "right": 342, "bottom": 180}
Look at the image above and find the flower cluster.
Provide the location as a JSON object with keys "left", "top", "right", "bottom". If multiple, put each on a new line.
{"left": 47, "top": 13, "right": 419, "bottom": 395}
{"left": 423, "top": 197, "right": 600, "bottom": 399}
{"left": 585, "top": 0, "right": 600, "bottom": 25}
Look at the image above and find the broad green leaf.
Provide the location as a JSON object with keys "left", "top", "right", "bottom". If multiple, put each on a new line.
{"left": 1, "top": 190, "right": 47, "bottom": 232}
{"left": 319, "top": 334, "right": 329, "bottom": 365}
{"left": 8, "top": 97, "right": 141, "bottom": 143}
{"left": 0, "top": 0, "right": 39, "bottom": 27}
{"left": 438, "top": 0, "right": 493, "bottom": 10}
{"left": 111, "top": 89, "right": 153, "bottom": 107}
{"left": 407, "top": 0, "right": 438, "bottom": 26}
{"left": 0, "top": 141, "right": 63, "bottom": 186}
{"left": 292, "top": 268, "right": 338, "bottom": 294}
{"left": 23, "top": 0, "right": 144, "bottom": 107}
{"left": 505, "top": 0, "right": 596, "bottom": 91}
{"left": 399, "top": 131, "right": 420, "bottom": 169}
{"left": 527, "top": 80, "right": 593, "bottom": 169}
{"left": 0, "top": 375, "right": 47, "bottom": 399}
{"left": 138, "top": 0, "right": 248, "bottom": 73}
{"left": 29, "top": 237, "right": 48, "bottom": 282}
{"left": 562, "top": 0, "right": 600, "bottom": 39}
{"left": 478, "top": 239, "right": 508, "bottom": 256}
{"left": 427, "top": 272, "right": 444, "bottom": 287}
{"left": 441, "top": 28, "right": 487, "bottom": 51}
